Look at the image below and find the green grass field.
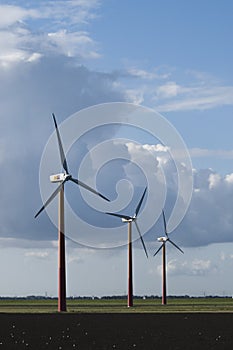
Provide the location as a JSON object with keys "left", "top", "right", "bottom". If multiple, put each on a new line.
{"left": 0, "top": 297, "right": 233, "bottom": 313}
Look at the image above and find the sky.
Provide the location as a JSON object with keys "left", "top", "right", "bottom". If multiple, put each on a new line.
{"left": 0, "top": 0, "right": 233, "bottom": 298}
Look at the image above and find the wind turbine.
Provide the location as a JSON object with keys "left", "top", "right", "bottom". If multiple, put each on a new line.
{"left": 35, "top": 113, "right": 109, "bottom": 312}
{"left": 154, "top": 210, "right": 184, "bottom": 305}
{"left": 106, "top": 187, "right": 148, "bottom": 307}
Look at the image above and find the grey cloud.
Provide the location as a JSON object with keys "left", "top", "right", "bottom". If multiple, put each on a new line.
{"left": 172, "top": 170, "right": 233, "bottom": 247}
{"left": 122, "top": 144, "right": 233, "bottom": 249}
{"left": 1, "top": 55, "right": 232, "bottom": 251}
{"left": 164, "top": 258, "right": 216, "bottom": 277}
{"left": 0, "top": 56, "right": 125, "bottom": 243}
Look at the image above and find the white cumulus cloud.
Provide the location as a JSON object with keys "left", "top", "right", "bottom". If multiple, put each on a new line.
{"left": 24, "top": 251, "right": 49, "bottom": 259}
{"left": 0, "top": 1, "right": 101, "bottom": 68}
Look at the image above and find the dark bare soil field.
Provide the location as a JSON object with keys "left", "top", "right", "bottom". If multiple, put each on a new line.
{"left": 0, "top": 313, "right": 232, "bottom": 349}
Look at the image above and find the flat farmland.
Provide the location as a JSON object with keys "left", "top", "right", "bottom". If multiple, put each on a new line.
{"left": 0, "top": 297, "right": 233, "bottom": 313}
{"left": 0, "top": 299, "right": 233, "bottom": 349}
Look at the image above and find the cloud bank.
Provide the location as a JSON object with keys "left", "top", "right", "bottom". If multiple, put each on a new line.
{"left": 121, "top": 143, "right": 233, "bottom": 249}
{"left": 0, "top": 0, "right": 233, "bottom": 254}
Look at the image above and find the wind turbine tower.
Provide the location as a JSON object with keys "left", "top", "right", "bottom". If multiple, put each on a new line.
{"left": 106, "top": 187, "right": 148, "bottom": 307}
{"left": 154, "top": 210, "right": 184, "bottom": 305}
{"left": 35, "top": 114, "right": 109, "bottom": 312}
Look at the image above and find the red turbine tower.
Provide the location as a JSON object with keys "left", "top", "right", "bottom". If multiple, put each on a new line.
{"left": 154, "top": 210, "right": 184, "bottom": 305}
{"left": 35, "top": 113, "right": 109, "bottom": 312}
{"left": 106, "top": 187, "right": 148, "bottom": 307}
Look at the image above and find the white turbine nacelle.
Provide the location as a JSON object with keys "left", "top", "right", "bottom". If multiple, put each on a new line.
{"left": 157, "top": 236, "right": 167, "bottom": 242}
{"left": 50, "top": 173, "right": 67, "bottom": 183}
{"left": 122, "top": 218, "right": 133, "bottom": 223}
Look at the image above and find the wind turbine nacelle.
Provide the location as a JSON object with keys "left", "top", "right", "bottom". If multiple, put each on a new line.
{"left": 157, "top": 236, "right": 167, "bottom": 242}
{"left": 50, "top": 173, "right": 66, "bottom": 183}
{"left": 122, "top": 218, "right": 133, "bottom": 223}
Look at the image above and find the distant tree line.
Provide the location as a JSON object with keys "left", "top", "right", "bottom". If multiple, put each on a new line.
{"left": 0, "top": 295, "right": 232, "bottom": 300}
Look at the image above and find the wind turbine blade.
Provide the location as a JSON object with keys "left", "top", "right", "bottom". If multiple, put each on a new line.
{"left": 153, "top": 243, "right": 163, "bottom": 257}
{"left": 70, "top": 177, "right": 110, "bottom": 202}
{"left": 135, "top": 187, "right": 147, "bottom": 217}
{"left": 134, "top": 220, "right": 148, "bottom": 258}
{"left": 162, "top": 210, "right": 168, "bottom": 236}
{"left": 35, "top": 180, "right": 66, "bottom": 218}
{"left": 168, "top": 239, "right": 184, "bottom": 254}
{"left": 52, "top": 113, "right": 69, "bottom": 174}
{"left": 105, "top": 212, "right": 132, "bottom": 220}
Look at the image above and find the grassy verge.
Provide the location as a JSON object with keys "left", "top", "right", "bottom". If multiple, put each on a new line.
{"left": 0, "top": 298, "right": 232, "bottom": 313}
